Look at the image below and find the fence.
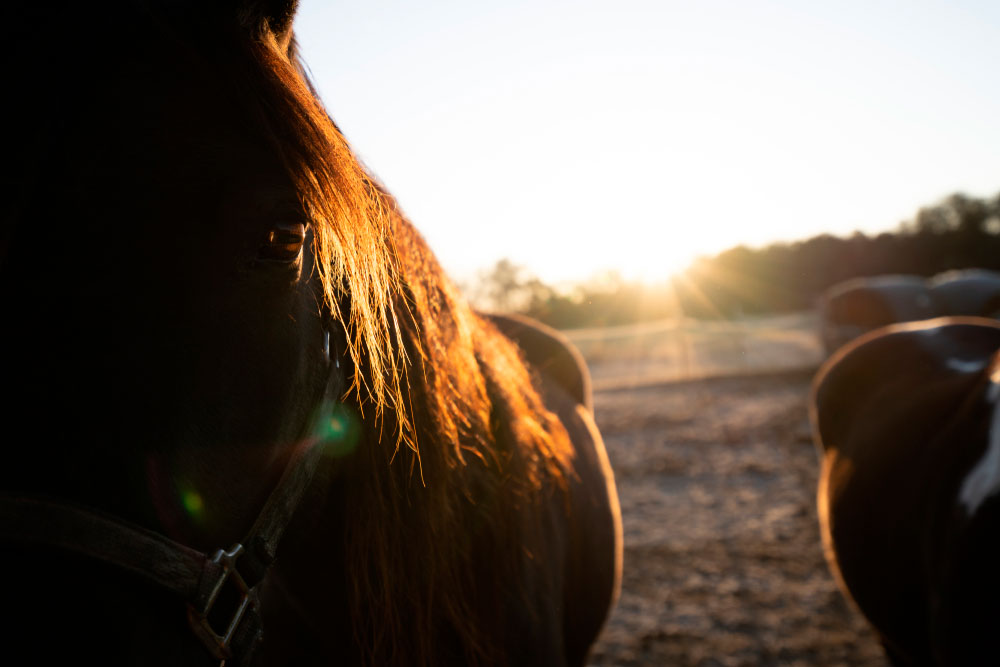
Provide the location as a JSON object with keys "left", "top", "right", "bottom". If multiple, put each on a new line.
{"left": 565, "top": 312, "right": 823, "bottom": 390}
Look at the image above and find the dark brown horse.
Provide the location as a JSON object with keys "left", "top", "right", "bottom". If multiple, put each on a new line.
{"left": 811, "top": 317, "right": 1000, "bottom": 665}
{"left": 1, "top": 2, "right": 621, "bottom": 665}
{"left": 818, "top": 271, "right": 1000, "bottom": 357}
{"left": 817, "top": 275, "right": 936, "bottom": 356}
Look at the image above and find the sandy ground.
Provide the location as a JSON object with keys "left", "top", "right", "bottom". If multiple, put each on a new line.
{"left": 570, "top": 317, "right": 890, "bottom": 666}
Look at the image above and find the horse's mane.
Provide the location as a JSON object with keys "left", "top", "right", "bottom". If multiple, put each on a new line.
{"left": 228, "top": 21, "right": 575, "bottom": 666}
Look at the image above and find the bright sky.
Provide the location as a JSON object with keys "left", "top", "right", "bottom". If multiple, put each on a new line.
{"left": 295, "top": 0, "right": 999, "bottom": 284}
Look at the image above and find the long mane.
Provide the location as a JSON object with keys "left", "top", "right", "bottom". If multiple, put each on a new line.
{"left": 230, "top": 23, "right": 575, "bottom": 666}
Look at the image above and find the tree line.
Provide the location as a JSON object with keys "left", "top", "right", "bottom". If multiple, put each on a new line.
{"left": 467, "top": 191, "right": 1000, "bottom": 329}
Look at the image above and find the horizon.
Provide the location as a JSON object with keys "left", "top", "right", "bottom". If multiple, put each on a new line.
{"left": 295, "top": 0, "right": 1000, "bottom": 284}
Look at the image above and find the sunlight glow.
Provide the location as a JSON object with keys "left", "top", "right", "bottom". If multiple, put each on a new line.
{"left": 296, "top": 0, "right": 1000, "bottom": 284}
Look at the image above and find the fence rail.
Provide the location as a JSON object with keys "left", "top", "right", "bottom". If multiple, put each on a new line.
{"left": 565, "top": 312, "right": 822, "bottom": 390}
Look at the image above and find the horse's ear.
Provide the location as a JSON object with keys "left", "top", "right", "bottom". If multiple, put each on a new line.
{"left": 252, "top": 0, "right": 299, "bottom": 39}
{"left": 236, "top": 0, "right": 299, "bottom": 41}
{"left": 199, "top": 0, "right": 297, "bottom": 45}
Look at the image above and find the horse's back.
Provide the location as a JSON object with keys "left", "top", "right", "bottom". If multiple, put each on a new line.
{"left": 929, "top": 269, "right": 1000, "bottom": 318}
{"left": 817, "top": 275, "right": 935, "bottom": 356}
{"left": 812, "top": 316, "right": 1000, "bottom": 453}
{"left": 485, "top": 312, "right": 622, "bottom": 665}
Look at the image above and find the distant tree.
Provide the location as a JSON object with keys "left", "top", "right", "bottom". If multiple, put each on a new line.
{"left": 472, "top": 259, "right": 533, "bottom": 312}
{"left": 467, "top": 191, "right": 1000, "bottom": 328}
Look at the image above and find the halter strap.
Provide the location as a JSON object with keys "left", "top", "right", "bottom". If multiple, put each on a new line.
{"left": 187, "top": 434, "right": 330, "bottom": 662}
{"left": 0, "top": 495, "right": 208, "bottom": 597}
{"left": 0, "top": 426, "right": 330, "bottom": 665}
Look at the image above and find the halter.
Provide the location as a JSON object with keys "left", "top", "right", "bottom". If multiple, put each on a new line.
{"left": 0, "top": 332, "right": 342, "bottom": 665}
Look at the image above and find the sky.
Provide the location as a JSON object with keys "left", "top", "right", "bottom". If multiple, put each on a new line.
{"left": 294, "top": 0, "right": 1000, "bottom": 285}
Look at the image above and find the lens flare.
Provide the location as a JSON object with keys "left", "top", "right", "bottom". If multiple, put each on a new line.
{"left": 314, "top": 402, "right": 361, "bottom": 457}
{"left": 180, "top": 487, "right": 205, "bottom": 520}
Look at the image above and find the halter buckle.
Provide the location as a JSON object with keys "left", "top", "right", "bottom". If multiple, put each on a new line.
{"left": 187, "top": 544, "right": 262, "bottom": 663}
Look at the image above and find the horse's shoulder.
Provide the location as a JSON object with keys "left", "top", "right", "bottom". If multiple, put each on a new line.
{"left": 483, "top": 312, "right": 592, "bottom": 411}
{"left": 558, "top": 396, "right": 623, "bottom": 665}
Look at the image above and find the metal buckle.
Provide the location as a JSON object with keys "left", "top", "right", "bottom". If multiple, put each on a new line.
{"left": 187, "top": 543, "right": 259, "bottom": 662}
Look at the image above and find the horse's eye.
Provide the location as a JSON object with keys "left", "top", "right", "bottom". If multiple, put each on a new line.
{"left": 258, "top": 223, "right": 306, "bottom": 263}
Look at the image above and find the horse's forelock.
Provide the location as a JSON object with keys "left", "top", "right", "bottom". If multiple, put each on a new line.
{"left": 233, "top": 36, "right": 413, "bottom": 450}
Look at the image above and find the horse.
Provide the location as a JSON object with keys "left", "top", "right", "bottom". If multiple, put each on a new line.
{"left": 811, "top": 316, "right": 1000, "bottom": 665}
{"left": 1, "top": 2, "right": 622, "bottom": 665}
{"left": 818, "top": 271, "right": 1000, "bottom": 357}
{"left": 817, "top": 275, "right": 936, "bottom": 356}
{"left": 929, "top": 269, "right": 1000, "bottom": 320}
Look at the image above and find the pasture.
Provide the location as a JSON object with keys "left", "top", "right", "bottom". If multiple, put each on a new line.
{"left": 569, "top": 314, "right": 887, "bottom": 665}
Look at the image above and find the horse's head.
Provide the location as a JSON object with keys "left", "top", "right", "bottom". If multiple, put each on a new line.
{"left": 2, "top": 1, "right": 389, "bottom": 553}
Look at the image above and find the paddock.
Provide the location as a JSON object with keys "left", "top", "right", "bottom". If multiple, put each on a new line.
{"left": 571, "top": 315, "right": 887, "bottom": 665}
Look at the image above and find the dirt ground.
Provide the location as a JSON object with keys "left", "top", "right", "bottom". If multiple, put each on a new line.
{"left": 584, "top": 369, "right": 889, "bottom": 666}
